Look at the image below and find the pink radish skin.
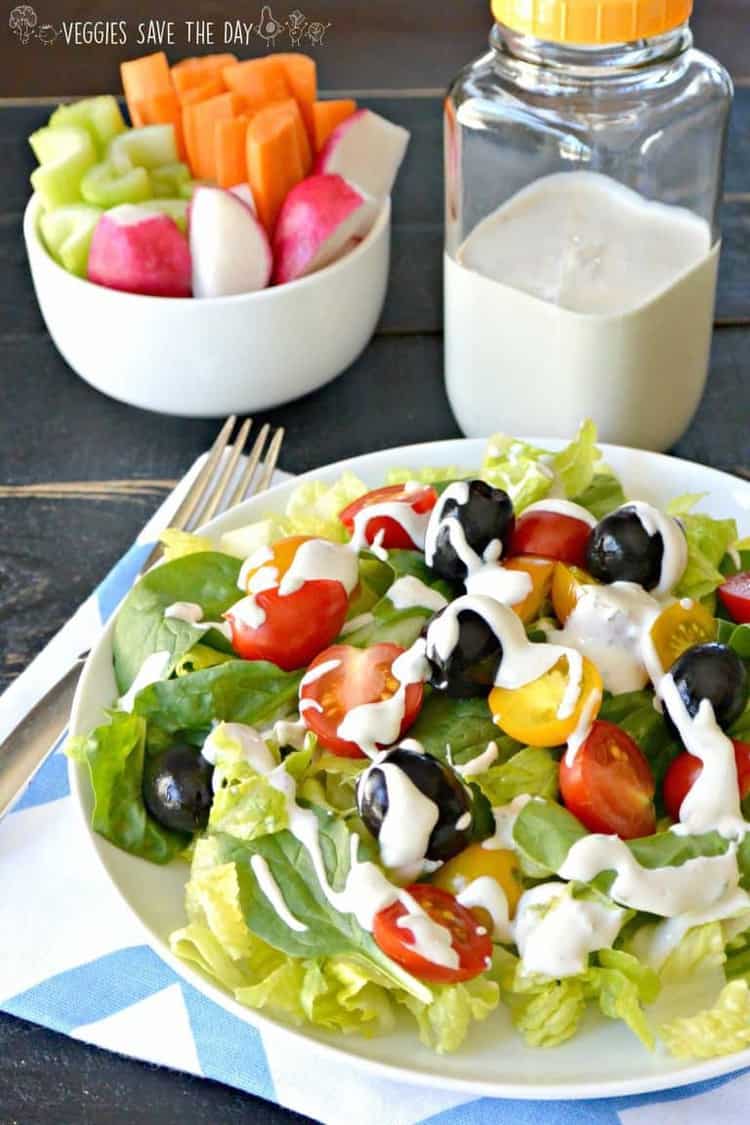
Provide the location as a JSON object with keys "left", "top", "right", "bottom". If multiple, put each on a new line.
{"left": 88, "top": 206, "right": 192, "bottom": 298}
{"left": 314, "top": 109, "right": 410, "bottom": 201}
{"left": 272, "top": 174, "right": 377, "bottom": 286}
{"left": 190, "top": 186, "right": 271, "bottom": 298}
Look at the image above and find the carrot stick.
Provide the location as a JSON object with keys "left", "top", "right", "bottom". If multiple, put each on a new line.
{"left": 121, "top": 52, "right": 172, "bottom": 126}
{"left": 179, "top": 77, "right": 226, "bottom": 107}
{"left": 312, "top": 99, "right": 357, "bottom": 153}
{"left": 222, "top": 58, "right": 290, "bottom": 112}
{"left": 275, "top": 54, "right": 317, "bottom": 145}
{"left": 133, "top": 90, "right": 187, "bottom": 161}
{"left": 189, "top": 92, "right": 245, "bottom": 181}
{"left": 215, "top": 116, "right": 249, "bottom": 189}
{"left": 247, "top": 102, "right": 305, "bottom": 233}
{"left": 171, "top": 53, "right": 237, "bottom": 98}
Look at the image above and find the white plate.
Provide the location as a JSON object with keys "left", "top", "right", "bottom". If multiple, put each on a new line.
{"left": 69, "top": 437, "right": 750, "bottom": 1101}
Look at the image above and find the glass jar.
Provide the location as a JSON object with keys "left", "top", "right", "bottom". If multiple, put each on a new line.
{"left": 444, "top": 0, "right": 733, "bottom": 450}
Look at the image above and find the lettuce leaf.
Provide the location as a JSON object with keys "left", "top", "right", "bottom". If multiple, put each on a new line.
{"left": 174, "top": 644, "right": 232, "bottom": 677}
{"left": 397, "top": 975, "right": 499, "bottom": 1054}
{"left": 660, "top": 980, "right": 750, "bottom": 1058}
{"left": 386, "top": 466, "right": 467, "bottom": 486}
{"left": 472, "top": 746, "right": 559, "bottom": 806}
{"left": 667, "top": 495, "right": 739, "bottom": 602}
{"left": 585, "top": 948, "right": 659, "bottom": 1048}
{"left": 66, "top": 710, "right": 187, "bottom": 863}
{"left": 343, "top": 550, "right": 454, "bottom": 649}
{"left": 408, "top": 694, "right": 521, "bottom": 767}
{"left": 159, "top": 528, "right": 214, "bottom": 562}
{"left": 550, "top": 419, "right": 601, "bottom": 499}
{"left": 481, "top": 436, "right": 556, "bottom": 512}
{"left": 572, "top": 468, "right": 627, "bottom": 520}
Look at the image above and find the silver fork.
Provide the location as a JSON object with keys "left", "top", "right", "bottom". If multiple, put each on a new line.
{"left": 0, "top": 416, "right": 285, "bottom": 819}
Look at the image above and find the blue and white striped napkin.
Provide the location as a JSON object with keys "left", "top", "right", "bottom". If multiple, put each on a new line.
{"left": 1, "top": 461, "right": 749, "bottom": 1124}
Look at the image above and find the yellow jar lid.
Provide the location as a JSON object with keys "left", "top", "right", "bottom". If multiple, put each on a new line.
{"left": 491, "top": 0, "right": 693, "bottom": 45}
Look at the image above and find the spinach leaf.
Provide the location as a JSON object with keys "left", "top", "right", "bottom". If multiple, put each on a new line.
{"left": 210, "top": 815, "right": 431, "bottom": 1002}
{"left": 512, "top": 799, "right": 735, "bottom": 887}
{"left": 134, "top": 659, "right": 302, "bottom": 733}
{"left": 474, "top": 746, "right": 559, "bottom": 806}
{"left": 344, "top": 550, "right": 454, "bottom": 649}
{"left": 408, "top": 693, "right": 520, "bottom": 766}
{"left": 113, "top": 552, "right": 241, "bottom": 693}
{"left": 66, "top": 711, "right": 187, "bottom": 863}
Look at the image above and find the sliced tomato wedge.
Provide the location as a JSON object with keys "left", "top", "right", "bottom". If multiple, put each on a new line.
{"left": 663, "top": 740, "right": 750, "bottom": 821}
{"left": 239, "top": 534, "right": 311, "bottom": 591}
{"left": 339, "top": 483, "right": 438, "bottom": 550}
{"left": 509, "top": 510, "right": 592, "bottom": 567}
{"left": 559, "top": 720, "right": 656, "bottom": 839}
{"left": 373, "top": 884, "right": 492, "bottom": 983}
{"left": 300, "top": 643, "right": 424, "bottom": 758}
{"left": 719, "top": 572, "right": 750, "bottom": 624}
{"left": 502, "top": 556, "right": 556, "bottom": 624}
{"left": 226, "top": 582, "right": 348, "bottom": 672}
{"left": 649, "top": 599, "right": 716, "bottom": 671}
{"left": 489, "top": 655, "right": 603, "bottom": 748}
{"left": 551, "top": 562, "right": 598, "bottom": 624}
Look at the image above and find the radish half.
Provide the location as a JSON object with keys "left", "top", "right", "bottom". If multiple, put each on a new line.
{"left": 314, "top": 109, "right": 410, "bottom": 200}
{"left": 190, "top": 186, "right": 272, "bottom": 298}
{"left": 272, "top": 173, "right": 377, "bottom": 286}
{"left": 88, "top": 205, "right": 191, "bottom": 297}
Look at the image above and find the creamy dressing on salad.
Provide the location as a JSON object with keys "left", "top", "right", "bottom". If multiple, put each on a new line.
{"left": 558, "top": 834, "right": 741, "bottom": 917}
{"left": 118, "top": 650, "right": 171, "bottom": 711}
{"left": 387, "top": 575, "right": 448, "bottom": 613}
{"left": 348, "top": 486, "right": 433, "bottom": 553}
{"left": 250, "top": 854, "right": 309, "bottom": 932}
{"left": 201, "top": 722, "right": 276, "bottom": 773}
{"left": 513, "top": 883, "right": 625, "bottom": 978}
{"left": 164, "top": 601, "right": 233, "bottom": 640}
{"left": 482, "top": 795, "right": 534, "bottom": 850}
{"left": 626, "top": 502, "right": 689, "bottom": 597}
{"left": 456, "top": 876, "right": 512, "bottom": 941}
{"left": 660, "top": 674, "right": 748, "bottom": 841}
{"left": 335, "top": 642, "right": 431, "bottom": 758}
{"left": 456, "top": 741, "right": 499, "bottom": 778}
{"left": 521, "top": 499, "right": 597, "bottom": 527}
{"left": 633, "top": 886, "right": 750, "bottom": 971}
{"left": 339, "top": 612, "right": 375, "bottom": 636}
{"left": 370, "top": 760, "right": 439, "bottom": 869}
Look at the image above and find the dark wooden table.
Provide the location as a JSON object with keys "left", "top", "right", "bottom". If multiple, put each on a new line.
{"left": 1, "top": 9, "right": 750, "bottom": 1123}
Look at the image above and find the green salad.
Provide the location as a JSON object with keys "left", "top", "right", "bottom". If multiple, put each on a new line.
{"left": 69, "top": 422, "right": 750, "bottom": 1056}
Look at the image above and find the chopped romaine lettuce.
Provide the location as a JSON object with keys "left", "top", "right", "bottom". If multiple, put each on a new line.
{"left": 667, "top": 494, "right": 739, "bottom": 602}
{"left": 660, "top": 980, "right": 750, "bottom": 1058}
{"left": 472, "top": 746, "right": 559, "bottom": 806}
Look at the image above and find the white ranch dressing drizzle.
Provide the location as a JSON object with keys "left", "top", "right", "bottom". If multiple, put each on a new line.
{"left": 512, "top": 883, "right": 626, "bottom": 978}
{"left": 428, "top": 594, "right": 583, "bottom": 720}
{"left": 551, "top": 582, "right": 663, "bottom": 696}
{"left": 456, "top": 741, "right": 500, "bottom": 778}
{"left": 263, "top": 716, "right": 308, "bottom": 751}
{"left": 464, "top": 564, "right": 533, "bottom": 607}
{"left": 201, "top": 721, "right": 276, "bottom": 772}
{"left": 367, "top": 760, "right": 439, "bottom": 868}
{"left": 300, "top": 659, "right": 342, "bottom": 688}
{"left": 482, "top": 795, "right": 534, "bottom": 850}
{"left": 456, "top": 876, "right": 512, "bottom": 941}
{"left": 250, "top": 854, "right": 309, "bottom": 933}
{"left": 348, "top": 484, "right": 433, "bottom": 553}
{"left": 558, "top": 835, "right": 741, "bottom": 916}
{"left": 424, "top": 482, "right": 471, "bottom": 569}
{"left": 335, "top": 642, "right": 431, "bottom": 758}
{"left": 386, "top": 575, "right": 448, "bottom": 613}
{"left": 521, "top": 499, "right": 597, "bottom": 528}
{"left": 237, "top": 545, "right": 274, "bottom": 590}
{"left": 163, "top": 600, "right": 233, "bottom": 641}
{"left": 621, "top": 501, "right": 688, "bottom": 596}
{"left": 632, "top": 888, "right": 750, "bottom": 971}
{"left": 660, "top": 674, "right": 747, "bottom": 840}
{"left": 117, "top": 650, "right": 171, "bottom": 711}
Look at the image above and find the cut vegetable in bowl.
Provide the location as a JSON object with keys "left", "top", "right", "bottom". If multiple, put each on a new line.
{"left": 190, "top": 186, "right": 272, "bottom": 298}
{"left": 88, "top": 205, "right": 192, "bottom": 297}
{"left": 272, "top": 174, "right": 377, "bottom": 285}
{"left": 314, "top": 109, "right": 410, "bottom": 200}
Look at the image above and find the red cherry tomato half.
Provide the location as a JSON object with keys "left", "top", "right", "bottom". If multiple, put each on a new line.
{"left": 663, "top": 740, "right": 750, "bottom": 822}
{"left": 559, "top": 720, "right": 656, "bottom": 839}
{"left": 373, "top": 884, "right": 492, "bottom": 983}
{"left": 339, "top": 484, "right": 438, "bottom": 550}
{"left": 300, "top": 643, "right": 424, "bottom": 758}
{"left": 226, "top": 581, "right": 349, "bottom": 672}
{"left": 509, "top": 510, "right": 591, "bottom": 568}
{"left": 718, "top": 572, "right": 750, "bottom": 624}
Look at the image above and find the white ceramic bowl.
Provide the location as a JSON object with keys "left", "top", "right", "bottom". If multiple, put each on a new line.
{"left": 69, "top": 438, "right": 750, "bottom": 1102}
{"left": 24, "top": 193, "right": 390, "bottom": 417}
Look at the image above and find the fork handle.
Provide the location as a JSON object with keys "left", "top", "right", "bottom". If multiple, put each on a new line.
{"left": 0, "top": 662, "right": 83, "bottom": 818}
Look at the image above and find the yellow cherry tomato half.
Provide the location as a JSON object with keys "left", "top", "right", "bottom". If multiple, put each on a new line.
{"left": 551, "top": 562, "right": 598, "bottom": 625}
{"left": 649, "top": 599, "right": 717, "bottom": 672}
{"left": 432, "top": 843, "right": 522, "bottom": 928}
{"left": 240, "top": 534, "right": 313, "bottom": 592}
{"left": 503, "top": 556, "right": 556, "bottom": 624}
{"left": 489, "top": 655, "right": 603, "bottom": 748}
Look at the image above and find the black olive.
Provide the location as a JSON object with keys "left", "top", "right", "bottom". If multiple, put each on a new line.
{"left": 423, "top": 606, "right": 502, "bottom": 697}
{"left": 357, "top": 746, "right": 473, "bottom": 863}
{"left": 426, "top": 480, "right": 515, "bottom": 582}
{"left": 586, "top": 506, "right": 666, "bottom": 590}
{"left": 666, "top": 643, "right": 747, "bottom": 733}
{"left": 142, "top": 743, "right": 214, "bottom": 833}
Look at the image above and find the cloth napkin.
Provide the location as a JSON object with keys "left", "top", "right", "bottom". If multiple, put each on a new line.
{"left": 1, "top": 462, "right": 749, "bottom": 1125}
